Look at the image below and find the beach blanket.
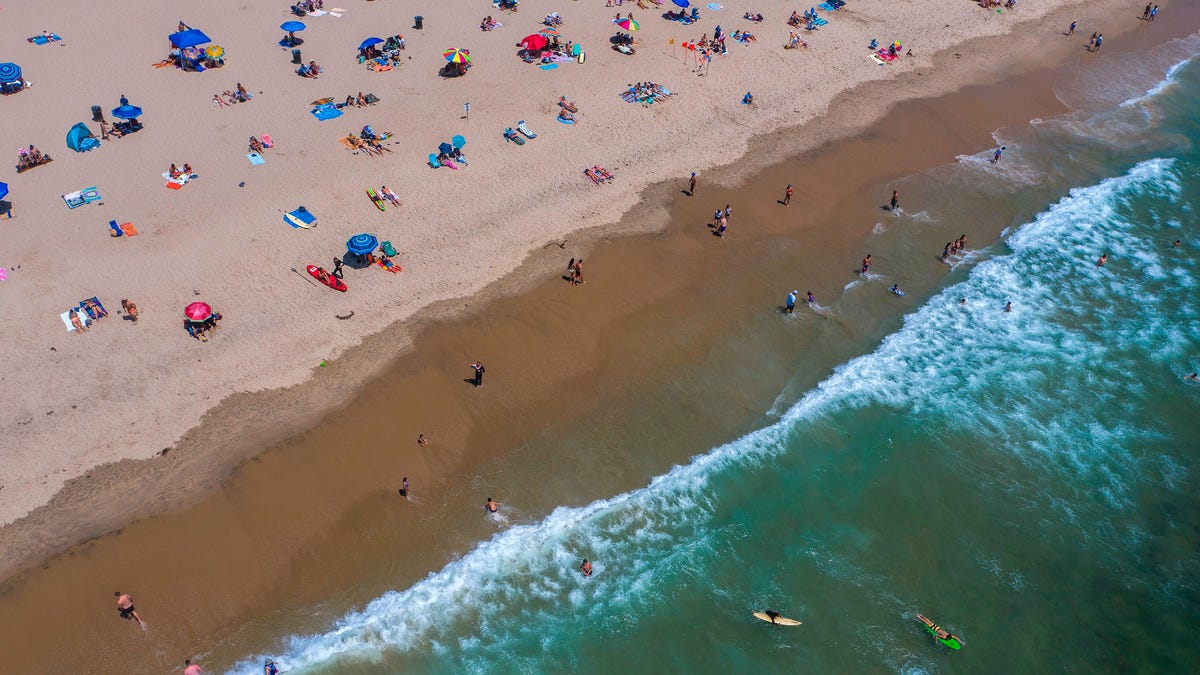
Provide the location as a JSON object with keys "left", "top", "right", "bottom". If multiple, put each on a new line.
{"left": 539, "top": 63, "right": 558, "bottom": 70}
{"left": 163, "top": 171, "right": 195, "bottom": 186}
{"left": 311, "top": 103, "right": 343, "bottom": 121}
{"left": 811, "top": 17, "right": 828, "bottom": 26}
{"left": 62, "top": 186, "right": 100, "bottom": 209}
{"left": 818, "top": 2, "right": 835, "bottom": 10}
{"left": 875, "top": 49, "right": 898, "bottom": 62}
{"left": 262, "top": 135, "right": 274, "bottom": 148}
{"left": 28, "top": 33, "right": 62, "bottom": 44}
{"left": 247, "top": 152, "right": 265, "bottom": 165}
{"left": 60, "top": 298, "right": 107, "bottom": 332}
{"left": 120, "top": 222, "right": 138, "bottom": 236}
{"left": 284, "top": 206, "right": 317, "bottom": 229}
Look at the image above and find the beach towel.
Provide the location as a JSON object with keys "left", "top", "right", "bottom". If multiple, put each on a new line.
{"left": 82, "top": 186, "right": 101, "bottom": 203}
{"left": 61, "top": 310, "right": 86, "bottom": 332}
{"left": 163, "top": 172, "right": 192, "bottom": 186}
{"left": 539, "top": 63, "right": 558, "bottom": 70}
{"left": 29, "top": 33, "right": 62, "bottom": 44}
{"left": 247, "top": 152, "right": 266, "bottom": 165}
{"left": 556, "top": 117, "right": 576, "bottom": 124}
{"left": 818, "top": 2, "right": 835, "bottom": 10}
{"left": 109, "top": 220, "right": 123, "bottom": 237}
{"left": 307, "top": 9, "right": 328, "bottom": 16}
{"left": 311, "top": 104, "right": 343, "bottom": 121}
{"left": 285, "top": 206, "right": 317, "bottom": 229}
{"left": 120, "top": 222, "right": 138, "bottom": 236}
{"left": 811, "top": 17, "right": 828, "bottom": 26}
{"left": 261, "top": 134, "right": 274, "bottom": 148}
{"left": 63, "top": 191, "right": 85, "bottom": 209}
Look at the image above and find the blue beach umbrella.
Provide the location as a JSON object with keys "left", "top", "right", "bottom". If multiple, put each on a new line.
{"left": 111, "top": 104, "right": 143, "bottom": 119}
{"left": 346, "top": 233, "right": 379, "bottom": 255}
{"left": 0, "top": 182, "right": 8, "bottom": 200}
{"left": 0, "top": 62, "right": 22, "bottom": 83}
{"left": 359, "top": 37, "right": 385, "bottom": 50}
{"left": 280, "top": 21, "right": 307, "bottom": 32}
{"left": 451, "top": 134, "right": 466, "bottom": 149}
{"left": 438, "top": 142, "right": 453, "bottom": 156}
{"left": 672, "top": 0, "right": 689, "bottom": 8}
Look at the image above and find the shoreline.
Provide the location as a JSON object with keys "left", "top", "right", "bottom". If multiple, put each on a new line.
{"left": 1, "top": 2, "right": 1195, "bottom": 670}
{"left": 0, "top": 0, "right": 1167, "bottom": 580}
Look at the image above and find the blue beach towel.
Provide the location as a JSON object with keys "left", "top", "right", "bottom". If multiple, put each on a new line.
{"left": 818, "top": 2, "right": 835, "bottom": 10}
{"left": 812, "top": 17, "right": 828, "bottom": 26}
{"left": 284, "top": 206, "right": 317, "bottom": 228}
{"left": 108, "top": 220, "right": 123, "bottom": 236}
{"left": 30, "top": 33, "right": 62, "bottom": 44}
{"left": 556, "top": 117, "right": 575, "bottom": 124}
{"left": 311, "top": 104, "right": 343, "bottom": 121}
{"left": 247, "top": 152, "right": 265, "bottom": 165}
{"left": 538, "top": 63, "right": 558, "bottom": 70}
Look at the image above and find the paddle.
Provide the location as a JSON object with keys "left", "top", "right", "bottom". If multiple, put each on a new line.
{"left": 292, "top": 266, "right": 316, "bottom": 286}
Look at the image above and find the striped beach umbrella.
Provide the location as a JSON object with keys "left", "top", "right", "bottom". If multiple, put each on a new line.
{"left": 617, "top": 17, "right": 640, "bottom": 30}
{"left": 0, "top": 62, "right": 22, "bottom": 83}
{"left": 443, "top": 48, "right": 471, "bottom": 64}
{"left": 346, "top": 233, "right": 380, "bottom": 255}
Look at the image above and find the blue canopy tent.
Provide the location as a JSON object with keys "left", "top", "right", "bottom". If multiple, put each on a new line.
{"left": 359, "top": 37, "right": 384, "bottom": 51}
{"left": 66, "top": 123, "right": 100, "bottom": 152}
{"left": 169, "top": 29, "right": 212, "bottom": 48}
{"left": 0, "top": 182, "right": 8, "bottom": 200}
{"left": 112, "top": 105, "right": 143, "bottom": 119}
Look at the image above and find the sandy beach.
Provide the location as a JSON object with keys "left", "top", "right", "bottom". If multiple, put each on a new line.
{"left": 0, "top": 0, "right": 1115, "bottom": 537}
{"left": 0, "top": 0, "right": 1195, "bottom": 670}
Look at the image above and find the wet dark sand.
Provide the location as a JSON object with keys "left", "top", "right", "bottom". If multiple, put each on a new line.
{"left": 3, "top": 4, "right": 1197, "bottom": 671}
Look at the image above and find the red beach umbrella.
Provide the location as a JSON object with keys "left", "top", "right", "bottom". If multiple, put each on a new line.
{"left": 184, "top": 301, "right": 213, "bottom": 322}
{"left": 520, "top": 34, "right": 549, "bottom": 51}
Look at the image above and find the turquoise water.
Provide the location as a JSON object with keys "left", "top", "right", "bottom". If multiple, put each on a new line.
{"left": 231, "top": 36, "right": 1200, "bottom": 674}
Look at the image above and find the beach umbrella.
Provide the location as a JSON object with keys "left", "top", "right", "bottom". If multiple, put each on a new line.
{"left": 205, "top": 45, "right": 225, "bottom": 59}
{"left": 280, "top": 21, "right": 307, "bottom": 32}
{"left": 438, "top": 142, "right": 453, "bottom": 155}
{"left": 184, "top": 302, "right": 213, "bottom": 322}
{"left": 617, "top": 17, "right": 640, "bottom": 30}
{"left": 520, "top": 34, "right": 548, "bottom": 51}
{"left": 672, "top": 0, "right": 690, "bottom": 8}
{"left": 0, "top": 62, "right": 22, "bottom": 83}
{"left": 346, "top": 233, "right": 380, "bottom": 255}
{"left": 359, "top": 37, "right": 385, "bottom": 50}
{"left": 443, "top": 48, "right": 471, "bottom": 64}
{"left": 111, "top": 104, "right": 143, "bottom": 119}
{"left": 451, "top": 134, "right": 466, "bottom": 148}
{"left": 0, "top": 182, "right": 8, "bottom": 200}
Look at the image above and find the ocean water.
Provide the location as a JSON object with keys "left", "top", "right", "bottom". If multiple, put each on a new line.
{"left": 229, "top": 36, "right": 1200, "bottom": 674}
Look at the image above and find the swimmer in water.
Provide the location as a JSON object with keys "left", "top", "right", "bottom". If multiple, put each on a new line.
{"left": 861, "top": 254, "right": 872, "bottom": 275}
{"left": 1172, "top": 239, "right": 1181, "bottom": 248}
{"left": 485, "top": 497, "right": 500, "bottom": 513}
{"left": 786, "top": 290, "right": 797, "bottom": 313}
{"left": 958, "top": 297, "right": 966, "bottom": 305}
{"left": 1186, "top": 373, "right": 1199, "bottom": 381}
{"left": 1004, "top": 301, "right": 1012, "bottom": 312}
{"left": 580, "top": 559, "right": 593, "bottom": 576}
{"left": 890, "top": 284, "right": 901, "bottom": 294}
{"left": 1096, "top": 253, "right": 1108, "bottom": 266}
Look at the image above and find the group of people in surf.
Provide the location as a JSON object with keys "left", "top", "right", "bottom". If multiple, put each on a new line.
{"left": 940, "top": 234, "right": 969, "bottom": 263}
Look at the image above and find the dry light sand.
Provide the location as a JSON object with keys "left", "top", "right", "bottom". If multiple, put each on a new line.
{"left": 0, "top": 0, "right": 1098, "bottom": 529}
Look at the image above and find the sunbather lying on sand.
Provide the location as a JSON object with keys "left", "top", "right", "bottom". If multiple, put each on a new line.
{"left": 249, "top": 136, "right": 265, "bottom": 154}
{"left": 70, "top": 309, "right": 88, "bottom": 332}
{"left": 558, "top": 109, "right": 576, "bottom": 122}
{"left": 593, "top": 166, "right": 615, "bottom": 181}
{"left": 380, "top": 185, "right": 401, "bottom": 205}
{"left": 559, "top": 96, "right": 579, "bottom": 113}
{"left": 121, "top": 299, "right": 139, "bottom": 323}
{"left": 378, "top": 254, "right": 402, "bottom": 273}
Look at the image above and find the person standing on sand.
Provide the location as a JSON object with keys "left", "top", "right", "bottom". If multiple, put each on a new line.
{"left": 689, "top": 171, "right": 697, "bottom": 196}
{"left": 470, "top": 361, "right": 486, "bottom": 387}
{"left": 1093, "top": 34, "right": 1103, "bottom": 52}
{"left": 184, "top": 659, "right": 205, "bottom": 675}
{"left": 121, "top": 299, "right": 139, "bottom": 323}
{"left": 1150, "top": 6, "right": 1157, "bottom": 21}
{"left": 783, "top": 184, "right": 793, "bottom": 206}
{"left": 115, "top": 592, "right": 143, "bottom": 626}
{"left": 1068, "top": 21, "right": 1076, "bottom": 36}
{"left": 890, "top": 189, "right": 900, "bottom": 212}
{"left": 724, "top": 204, "right": 733, "bottom": 220}
{"left": 332, "top": 258, "right": 345, "bottom": 279}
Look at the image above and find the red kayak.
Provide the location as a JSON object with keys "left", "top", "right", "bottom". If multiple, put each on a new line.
{"left": 307, "top": 265, "right": 347, "bottom": 292}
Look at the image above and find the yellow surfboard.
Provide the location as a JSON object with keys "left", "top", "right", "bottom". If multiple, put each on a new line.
{"left": 753, "top": 612, "right": 802, "bottom": 626}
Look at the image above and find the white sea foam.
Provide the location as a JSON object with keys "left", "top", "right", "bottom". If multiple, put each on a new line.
{"left": 229, "top": 158, "right": 1197, "bottom": 673}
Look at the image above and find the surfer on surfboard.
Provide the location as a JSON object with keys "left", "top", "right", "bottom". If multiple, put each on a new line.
{"left": 752, "top": 609, "right": 802, "bottom": 625}
{"left": 917, "top": 613, "right": 963, "bottom": 649}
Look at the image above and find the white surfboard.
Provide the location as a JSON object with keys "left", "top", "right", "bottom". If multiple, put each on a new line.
{"left": 753, "top": 611, "right": 802, "bottom": 626}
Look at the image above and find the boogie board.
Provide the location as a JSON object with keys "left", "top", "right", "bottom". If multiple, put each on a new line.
{"left": 307, "top": 265, "right": 347, "bottom": 292}
{"left": 890, "top": 287, "right": 906, "bottom": 296}
{"left": 923, "top": 623, "right": 963, "bottom": 650}
{"left": 366, "top": 188, "right": 386, "bottom": 212}
{"left": 753, "top": 612, "right": 802, "bottom": 626}
{"left": 578, "top": 51, "right": 586, "bottom": 64}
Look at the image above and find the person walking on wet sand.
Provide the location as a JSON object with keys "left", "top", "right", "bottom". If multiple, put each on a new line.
{"left": 1068, "top": 20, "right": 1076, "bottom": 36}
{"left": 399, "top": 476, "right": 410, "bottom": 498}
{"left": 184, "top": 659, "right": 205, "bottom": 675}
{"left": 890, "top": 189, "right": 900, "bottom": 212}
{"left": 990, "top": 146, "right": 1006, "bottom": 164}
{"left": 1092, "top": 33, "right": 1103, "bottom": 52}
{"left": 688, "top": 171, "right": 697, "bottom": 196}
{"left": 469, "top": 361, "right": 486, "bottom": 387}
{"left": 1142, "top": 3, "right": 1151, "bottom": 20}
{"left": 860, "top": 254, "right": 872, "bottom": 275}
{"left": 783, "top": 184, "right": 793, "bottom": 206}
{"left": 115, "top": 591, "right": 143, "bottom": 626}
{"left": 572, "top": 259, "right": 585, "bottom": 285}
